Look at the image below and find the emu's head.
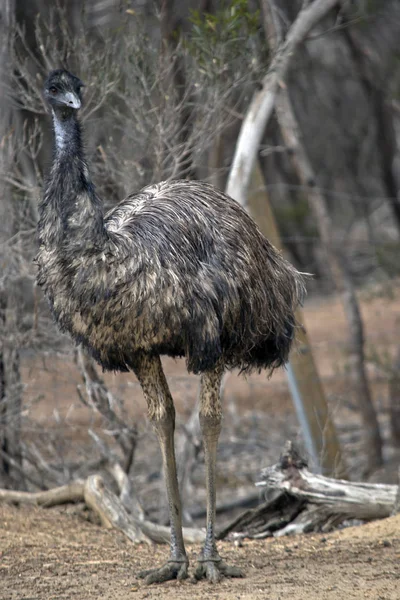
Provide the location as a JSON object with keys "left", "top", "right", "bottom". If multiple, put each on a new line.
{"left": 44, "top": 69, "right": 84, "bottom": 113}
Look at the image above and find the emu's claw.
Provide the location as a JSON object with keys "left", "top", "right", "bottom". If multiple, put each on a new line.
{"left": 137, "top": 559, "right": 189, "bottom": 585}
{"left": 194, "top": 557, "right": 244, "bottom": 584}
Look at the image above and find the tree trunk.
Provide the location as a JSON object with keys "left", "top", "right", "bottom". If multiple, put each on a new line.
{"left": 257, "top": 0, "right": 400, "bottom": 279}
{"left": 0, "top": 0, "right": 24, "bottom": 490}
{"left": 224, "top": 0, "right": 345, "bottom": 475}
{"left": 275, "top": 88, "right": 383, "bottom": 472}
{"left": 260, "top": 3, "right": 382, "bottom": 470}
{"left": 225, "top": 0, "right": 338, "bottom": 205}
{"left": 248, "top": 162, "right": 346, "bottom": 478}
{"left": 342, "top": 18, "right": 400, "bottom": 232}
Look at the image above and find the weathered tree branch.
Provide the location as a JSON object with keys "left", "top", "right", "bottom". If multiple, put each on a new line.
{"left": 219, "top": 442, "right": 397, "bottom": 539}
{"left": 275, "top": 86, "right": 383, "bottom": 472}
{"left": 0, "top": 474, "right": 205, "bottom": 545}
{"left": 75, "top": 347, "right": 138, "bottom": 473}
{"left": 258, "top": 442, "right": 395, "bottom": 533}
{"left": 83, "top": 474, "right": 148, "bottom": 543}
{"left": 108, "top": 461, "right": 145, "bottom": 520}
{"left": 257, "top": 450, "right": 396, "bottom": 520}
{"left": 226, "top": 0, "right": 338, "bottom": 206}
{"left": 0, "top": 481, "right": 85, "bottom": 507}
{"left": 1, "top": 444, "right": 398, "bottom": 543}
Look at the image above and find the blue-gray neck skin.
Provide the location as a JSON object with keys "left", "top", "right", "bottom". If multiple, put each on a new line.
{"left": 39, "top": 108, "right": 105, "bottom": 248}
{"left": 52, "top": 108, "right": 80, "bottom": 157}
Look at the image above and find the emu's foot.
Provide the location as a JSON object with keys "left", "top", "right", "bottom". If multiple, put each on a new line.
{"left": 137, "top": 559, "right": 189, "bottom": 585}
{"left": 194, "top": 555, "right": 244, "bottom": 584}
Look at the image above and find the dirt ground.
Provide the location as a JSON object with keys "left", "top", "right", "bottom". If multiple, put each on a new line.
{"left": 1, "top": 503, "right": 399, "bottom": 600}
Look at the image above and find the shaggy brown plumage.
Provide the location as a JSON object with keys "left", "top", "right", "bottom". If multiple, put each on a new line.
{"left": 38, "top": 174, "right": 304, "bottom": 374}
{"left": 37, "top": 69, "right": 305, "bottom": 585}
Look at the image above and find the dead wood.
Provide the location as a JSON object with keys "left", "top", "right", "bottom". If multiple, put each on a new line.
{"left": 83, "top": 474, "right": 204, "bottom": 544}
{"left": 75, "top": 347, "right": 138, "bottom": 473}
{"left": 0, "top": 481, "right": 85, "bottom": 507}
{"left": 0, "top": 474, "right": 205, "bottom": 545}
{"left": 108, "top": 461, "right": 145, "bottom": 520}
{"left": 392, "top": 467, "right": 400, "bottom": 516}
{"left": 83, "top": 474, "right": 148, "bottom": 543}
{"left": 217, "top": 492, "right": 305, "bottom": 540}
{"left": 219, "top": 442, "right": 398, "bottom": 539}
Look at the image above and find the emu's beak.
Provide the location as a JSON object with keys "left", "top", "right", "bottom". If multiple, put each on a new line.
{"left": 60, "top": 91, "right": 81, "bottom": 110}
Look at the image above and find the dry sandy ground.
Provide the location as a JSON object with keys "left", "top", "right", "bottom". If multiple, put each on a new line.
{"left": 0, "top": 503, "right": 399, "bottom": 600}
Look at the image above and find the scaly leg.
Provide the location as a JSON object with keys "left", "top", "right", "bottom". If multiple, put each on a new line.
{"left": 194, "top": 367, "right": 244, "bottom": 583}
{"left": 132, "top": 353, "right": 188, "bottom": 584}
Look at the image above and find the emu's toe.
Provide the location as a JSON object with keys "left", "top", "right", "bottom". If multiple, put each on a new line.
{"left": 194, "top": 557, "right": 244, "bottom": 583}
{"left": 137, "top": 559, "right": 189, "bottom": 585}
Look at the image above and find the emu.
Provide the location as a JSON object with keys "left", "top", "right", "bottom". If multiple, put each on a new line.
{"left": 37, "top": 69, "right": 305, "bottom": 584}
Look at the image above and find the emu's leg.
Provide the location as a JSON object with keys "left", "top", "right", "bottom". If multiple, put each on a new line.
{"left": 132, "top": 353, "right": 188, "bottom": 584}
{"left": 194, "top": 367, "right": 244, "bottom": 583}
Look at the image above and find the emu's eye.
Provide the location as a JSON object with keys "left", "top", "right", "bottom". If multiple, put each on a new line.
{"left": 49, "top": 86, "right": 58, "bottom": 95}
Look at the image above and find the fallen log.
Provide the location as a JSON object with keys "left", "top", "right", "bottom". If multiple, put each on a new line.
{"left": 257, "top": 442, "right": 397, "bottom": 519}
{"left": 0, "top": 481, "right": 85, "bottom": 507}
{"left": 83, "top": 474, "right": 205, "bottom": 544}
{"left": 83, "top": 474, "right": 148, "bottom": 543}
{"left": 217, "top": 491, "right": 305, "bottom": 540}
{"left": 2, "top": 443, "right": 397, "bottom": 543}
{"left": 220, "top": 442, "right": 399, "bottom": 539}
{"left": 0, "top": 474, "right": 205, "bottom": 545}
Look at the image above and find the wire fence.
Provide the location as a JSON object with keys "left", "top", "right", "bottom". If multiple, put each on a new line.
{"left": 12, "top": 277, "right": 400, "bottom": 490}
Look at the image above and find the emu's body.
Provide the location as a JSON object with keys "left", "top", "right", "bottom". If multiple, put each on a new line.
{"left": 39, "top": 176, "right": 301, "bottom": 374}
{"left": 38, "top": 70, "right": 305, "bottom": 584}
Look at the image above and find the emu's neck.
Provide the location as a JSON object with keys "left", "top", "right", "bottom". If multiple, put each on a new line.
{"left": 39, "top": 109, "right": 105, "bottom": 248}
